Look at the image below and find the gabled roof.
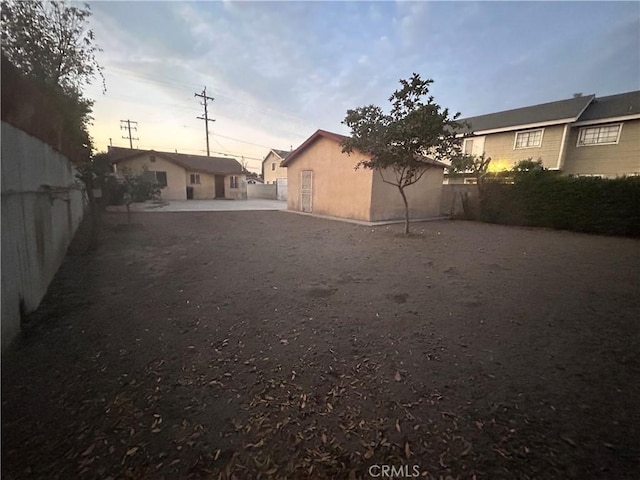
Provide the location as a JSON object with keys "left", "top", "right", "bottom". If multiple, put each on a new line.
{"left": 459, "top": 94, "right": 595, "bottom": 134}
{"left": 262, "top": 148, "right": 292, "bottom": 166}
{"left": 281, "top": 129, "right": 350, "bottom": 167}
{"left": 575, "top": 90, "right": 640, "bottom": 124}
{"left": 107, "top": 146, "right": 244, "bottom": 175}
{"left": 272, "top": 149, "right": 292, "bottom": 159}
{"left": 281, "top": 129, "right": 447, "bottom": 169}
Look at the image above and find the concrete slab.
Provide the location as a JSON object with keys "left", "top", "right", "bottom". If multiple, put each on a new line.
{"left": 282, "top": 209, "right": 449, "bottom": 226}
{"left": 106, "top": 199, "right": 287, "bottom": 212}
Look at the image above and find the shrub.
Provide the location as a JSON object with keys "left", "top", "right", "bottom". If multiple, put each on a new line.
{"left": 480, "top": 174, "right": 640, "bottom": 236}
{"left": 124, "top": 171, "right": 161, "bottom": 203}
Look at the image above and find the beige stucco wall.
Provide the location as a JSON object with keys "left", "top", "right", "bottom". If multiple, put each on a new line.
{"left": 116, "top": 155, "right": 247, "bottom": 200}
{"left": 369, "top": 167, "right": 444, "bottom": 221}
{"left": 483, "top": 125, "right": 565, "bottom": 170}
{"left": 263, "top": 151, "right": 288, "bottom": 185}
{"left": 187, "top": 171, "right": 216, "bottom": 199}
{"left": 117, "top": 154, "right": 187, "bottom": 200}
{"left": 287, "top": 137, "right": 374, "bottom": 221}
{"left": 563, "top": 120, "right": 640, "bottom": 177}
{"left": 225, "top": 174, "right": 247, "bottom": 199}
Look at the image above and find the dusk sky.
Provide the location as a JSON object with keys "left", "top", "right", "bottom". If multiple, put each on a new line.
{"left": 84, "top": 1, "right": 640, "bottom": 173}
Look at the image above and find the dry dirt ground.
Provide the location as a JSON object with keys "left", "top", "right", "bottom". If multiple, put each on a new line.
{"left": 2, "top": 211, "right": 639, "bottom": 480}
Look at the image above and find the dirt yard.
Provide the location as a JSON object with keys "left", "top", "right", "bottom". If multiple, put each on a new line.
{"left": 2, "top": 211, "right": 639, "bottom": 480}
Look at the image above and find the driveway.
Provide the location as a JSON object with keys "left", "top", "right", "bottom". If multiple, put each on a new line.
{"left": 107, "top": 198, "right": 287, "bottom": 212}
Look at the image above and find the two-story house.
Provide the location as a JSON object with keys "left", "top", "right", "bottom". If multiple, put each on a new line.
{"left": 448, "top": 90, "right": 640, "bottom": 182}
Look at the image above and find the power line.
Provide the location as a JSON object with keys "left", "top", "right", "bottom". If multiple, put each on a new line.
{"left": 106, "top": 66, "right": 310, "bottom": 126}
{"left": 213, "top": 132, "right": 293, "bottom": 151}
{"left": 120, "top": 119, "right": 138, "bottom": 148}
{"left": 195, "top": 86, "right": 215, "bottom": 156}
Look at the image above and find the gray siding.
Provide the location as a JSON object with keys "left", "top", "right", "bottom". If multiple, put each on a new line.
{"left": 563, "top": 119, "right": 640, "bottom": 177}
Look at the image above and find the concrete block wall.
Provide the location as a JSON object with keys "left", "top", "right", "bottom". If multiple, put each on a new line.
{"left": 1, "top": 122, "right": 85, "bottom": 349}
{"left": 440, "top": 184, "right": 478, "bottom": 217}
{"left": 247, "top": 183, "right": 277, "bottom": 199}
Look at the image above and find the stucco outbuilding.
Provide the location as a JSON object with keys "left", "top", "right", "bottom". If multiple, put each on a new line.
{"left": 282, "top": 129, "right": 445, "bottom": 222}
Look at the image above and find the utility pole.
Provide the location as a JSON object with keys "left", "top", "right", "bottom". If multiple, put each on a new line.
{"left": 120, "top": 120, "right": 138, "bottom": 149}
{"left": 195, "top": 87, "right": 215, "bottom": 156}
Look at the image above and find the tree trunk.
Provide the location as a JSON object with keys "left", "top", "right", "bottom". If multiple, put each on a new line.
{"left": 398, "top": 185, "right": 410, "bottom": 235}
{"left": 126, "top": 202, "right": 131, "bottom": 224}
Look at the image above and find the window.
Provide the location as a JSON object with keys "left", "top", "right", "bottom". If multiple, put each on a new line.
{"left": 150, "top": 155, "right": 156, "bottom": 162}
{"left": 230, "top": 176, "right": 239, "bottom": 189}
{"left": 514, "top": 129, "right": 543, "bottom": 149}
{"left": 190, "top": 173, "right": 201, "bottom": 185}
{"left": 155, "top": 171, "right": 167, "bottom": 187}
{"left": 577, "top": 124, "right": 622, "bottom": 146}
{"left": 271, "top": 162, "right": 276, "bottom": 171}
{"left": 145, "top": 170, "right": 167, "bottom": 187}
{"left": 463, "top": 139, "right": 474, "bottom": 155}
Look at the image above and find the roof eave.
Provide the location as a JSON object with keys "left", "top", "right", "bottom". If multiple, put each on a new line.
{"left": 111, "top": 149, "right": 242, "bottom": 175}
{"left": 471, "top": 117, "right": 579, "bottom": 135}
{"left": 573, "top": 113, "right": 640, "bottom": 127}
{"left": 262, "top": 150, "right": 277, "bottom": 165}
{"left": 282, "top": 129, "right": 350, "bottom": 167}
{"left": 110, "top": 148, "right": 153, "bottom": 164}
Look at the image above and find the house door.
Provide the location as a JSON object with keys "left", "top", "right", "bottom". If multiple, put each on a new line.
{"left": 215, "top": 175, "right": 225, "bottom": 198}
{"left": 301, "top": 170, "right": 313, "bottom": 213}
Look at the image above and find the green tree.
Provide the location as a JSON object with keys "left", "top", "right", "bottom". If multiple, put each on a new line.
{"left": 1, "top": 0, "right": 104, "bottom": 154}
{"left": 342, "top": 73, "right": 462, "bottom": 234}
{"left": 1, "top": 0, "right": 104, "bottom": 95}
{"left": 120, "top": 169, "right": 162, "bottom": 222}
{"left": 75, "top": 151, "right": 112, "bottom": 208}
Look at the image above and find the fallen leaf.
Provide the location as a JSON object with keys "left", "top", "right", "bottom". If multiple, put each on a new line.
{"left": 492, "top": 447, "right": 509, "bottom": 458}
{"left": 405, "top": 441, "right": 411, "bottom": 459}
{"left": 126, "top": 447, "right": 139, "bottom": 456}
{"left": 81, "top": 444, "right": 95, "bottom": 457}
{"left": 395, "top": 419, "right": 401, "bottom": 433}
{"left": 461, "top": 440, "right": 472, "bottom": 456}
{"left": 245, "top": 439, "right": 265, "bottom": 449}
{"left": 364, "top": 449, "right": 374, "bottom": 459}
{"left": 395, "top": 371, "right": 402, "bottom": 382}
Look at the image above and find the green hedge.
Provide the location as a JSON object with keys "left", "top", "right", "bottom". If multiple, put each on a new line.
{"left": 480, "top": 173, "right": 640, "bottom": 236}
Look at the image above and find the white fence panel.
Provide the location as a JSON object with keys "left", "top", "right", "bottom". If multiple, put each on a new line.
{"left": 276, "top": 178, "right": 288, "bottom": 201}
